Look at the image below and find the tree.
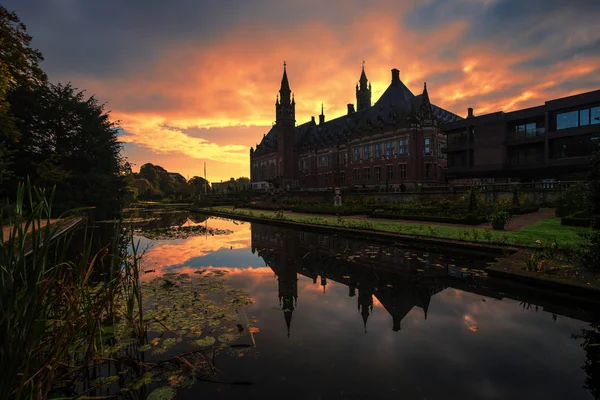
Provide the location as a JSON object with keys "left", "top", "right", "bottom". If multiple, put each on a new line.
{"left": 139, "top": 163, "right": 161, "bottom": 189}
{"left": 0, "top": 5, "right": 47, "bottom": 89}
{"left": 189, "top": 176, "right": 211, "bottom": 195}
{"left": 235, "top": 177, "right": 251, "bottom": 191}
{"left": 8, "top": 83, "right": 127, "bottom": 215}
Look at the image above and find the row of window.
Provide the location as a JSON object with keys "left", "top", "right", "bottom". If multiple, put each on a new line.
{"left": 556, "top": 106, "right": 600, "bottom": 130}
{"left": 298, "top": 136, "right": 437, "bottom": 171}
{"left": 352, "top": 138, "right": 414, "bottom": 161}
{"left": 352, "top": 165, "right": 407, "bottom": 182}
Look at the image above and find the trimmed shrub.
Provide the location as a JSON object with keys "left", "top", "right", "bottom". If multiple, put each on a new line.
{"left": 368, "top": 211, "right": 484, "bottom": 225}
{"left": 555, "top": 182, "right": 589, "bottom": 217}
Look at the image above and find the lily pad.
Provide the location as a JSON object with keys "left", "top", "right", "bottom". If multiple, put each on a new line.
{"left": 193, "top": 336, "right": 216, "bottom": 347}
{"left": 147, "top": 386, "right": 176, "bottom": 400}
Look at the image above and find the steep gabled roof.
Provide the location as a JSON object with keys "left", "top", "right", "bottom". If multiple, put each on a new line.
{"left": 254, "top": 69, "right": 463, "bottom": 154}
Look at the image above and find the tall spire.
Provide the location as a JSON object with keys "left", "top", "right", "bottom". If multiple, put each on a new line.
{"left": 359, "top": 59, "right": 368, "bottom": 88}
{"left": 275, "top": 61, "right": 294, "bottom": 124}
{"left": 356, "top": 61, "right": 372, "bottom": 111}
{"left": 279, "top": 61, "right": 291, "bottom": 104}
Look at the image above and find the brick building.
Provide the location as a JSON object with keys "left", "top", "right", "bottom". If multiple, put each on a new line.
{"left": 442, "top": 89, "right": 600, "bottom": 183}
{"left": 250, "top": 63, "right": 461, "bottom": 191}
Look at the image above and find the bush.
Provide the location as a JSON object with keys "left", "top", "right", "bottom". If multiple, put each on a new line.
{"left": 562, "top": 211, "right": 592, "bottom": 227}
{"left": 555, "top": 182, "right": 589, "bottom": 217}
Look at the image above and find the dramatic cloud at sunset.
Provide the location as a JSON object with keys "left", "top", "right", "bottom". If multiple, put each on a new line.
{"left": 6, "top": 0, "right": 600, "bottom": 181}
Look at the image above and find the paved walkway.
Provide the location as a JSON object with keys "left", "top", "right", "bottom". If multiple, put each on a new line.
{"left": 280, "top": 208, "right": 555, "bottom": 232}
{"left": 2, "top": 219, "right": 58, "bottom": 242}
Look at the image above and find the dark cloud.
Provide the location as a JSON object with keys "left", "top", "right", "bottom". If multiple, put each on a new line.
{"left": 2, "top": 0, "right": 384, "bottom": 82}
{"left": 513, "top": 39, "right": 600, "bottom": 70}
{"left": 405, "top": 0, "right": 600, "bottom": 62}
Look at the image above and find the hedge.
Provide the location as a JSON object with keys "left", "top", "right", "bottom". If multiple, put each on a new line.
{"left": 368, "top": 211, "right": 485, "bottom": 225}
{"left": 561, "top": 217, "right": 592, "bottom": 227}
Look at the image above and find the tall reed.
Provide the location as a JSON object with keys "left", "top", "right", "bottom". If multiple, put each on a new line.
{"left": 0, "top": 181, "right": 144, "bottom": 399}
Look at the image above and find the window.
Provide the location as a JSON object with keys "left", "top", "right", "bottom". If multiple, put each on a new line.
{"left": 516, "top": 122, "right": 537, "bottom": 136}
{"left": 374, "top": 143, "right": 382, "bottom": 158}
{"left": 363, "top": 167, "right": 370, "bottom": 181}
{"left": 592, "top": 107, "right": 600, "bottom": 125}
{"left": 352, "top": 147, "right": 360, "bottom": 162}
{"left": 557, "top": 111, "right": 579, "bottom": 130}
{"left": 549, "top": 135, "right": 599, "bottom": 159}
{"left": 398, "top": 138, "right": 409, "bottom": 155}
{"left": 340, "top": 172, "right": 346, "bottom": 184}
{"left": 385, "top": 141, "right": 395, "bottom": 158}
{"left": 580, "top": 109, "right": 590, "bottom": 126}
{"left": 374, "top": 166, "right": 381, "bottom": 181}
{"left": 425, "top": 163, "right": 431, "bottom": 179}
{"left": 386, "top": 165, "right": 393, "bottom": 179}
{"left": 353, "top": 168, "right": 360, "bottom": 183}
{"left": 399, "top": 164, "right": 407, "bottom": 179}
{"left": 424, "top": 137, "right": 431, "bottom": 154}
{"left": 339, "top": 152, "right": 348, "bottom": 166}
{"left": 363, "top": 144, "right": 371, "bottom": 160}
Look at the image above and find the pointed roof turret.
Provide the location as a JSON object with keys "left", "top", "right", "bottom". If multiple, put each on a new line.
{"left": 359, "top": 63, "right": 368, "bottom": 87}
{"left": 419, "top": 82, "right": 434, "bottom": 120}
{"left": 284, "top": 308, "right": 293, "bottom": 338}
{"left": 279, "top": 61, "right": 291, "bottom": 103}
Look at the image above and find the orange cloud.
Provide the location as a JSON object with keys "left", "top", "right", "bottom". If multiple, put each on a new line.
{"left": 58, "top": 1, "right": 599, "bottom": 181}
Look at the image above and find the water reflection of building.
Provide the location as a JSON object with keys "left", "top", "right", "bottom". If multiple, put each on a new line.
{"left": 250, "top": 222, "right": 598, "bottom": 335}
{"left": 251, "top": 224, "right": 450, "bottom": 334}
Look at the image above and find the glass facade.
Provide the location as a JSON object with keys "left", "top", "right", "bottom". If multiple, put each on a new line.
{"left": 592, "top": 107, "right": 600, "bottom": 124}
{"left": 557, "top": 106, "right": 600, "bottom": 130}
{"left": 556, "top": 111, "right": 578, "bottom": 130}
{"left": 549, "top": 135, "right": 599, "bottom": 159}
{"left": 580, "top": 109, "right": 590, "bottom": 126}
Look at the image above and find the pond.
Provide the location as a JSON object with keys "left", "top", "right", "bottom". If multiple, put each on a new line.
{"left": 126, "top": 208, "right": 599, "bottom": 399}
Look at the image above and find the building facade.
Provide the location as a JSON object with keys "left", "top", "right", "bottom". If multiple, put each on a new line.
{"left": 442, "top": 90, "right": 600, "bottom": 183}
{"left": 250, "top": 64, "right": 462, "bottom": 191}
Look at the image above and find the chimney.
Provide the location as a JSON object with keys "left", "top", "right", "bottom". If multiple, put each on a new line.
{"left": 467, "top": 107, "right": 474, "bottom": 118}
{"left": 311, "top": 116, "right": 315, "bottom": 123}
{"left": 319, "top": 114, "right": 325, "bottom": 124}
{"left": 347, "top": 104, "right": 355, "bottom": 115}
{"left": 391, "top": 68, "right": 400, "bottom": 85}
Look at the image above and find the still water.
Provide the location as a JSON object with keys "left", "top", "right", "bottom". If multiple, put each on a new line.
{"left": 130, "top": 209, "right": 598, "bottom": 399}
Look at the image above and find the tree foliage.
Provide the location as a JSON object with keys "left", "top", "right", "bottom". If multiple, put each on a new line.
{"left": 1, "top": 6, "right": 126, "bottom": 214}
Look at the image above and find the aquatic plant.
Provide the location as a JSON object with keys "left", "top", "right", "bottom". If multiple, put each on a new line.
{"left": 1, "top": 185, "right": 259, "bottom": 398}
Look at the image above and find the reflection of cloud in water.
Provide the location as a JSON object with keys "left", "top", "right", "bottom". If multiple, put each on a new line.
{"left": 137, "top": 223, "right": 252, "bottom": 278}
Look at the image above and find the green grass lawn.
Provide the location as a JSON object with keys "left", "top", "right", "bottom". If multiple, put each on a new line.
{"left": 203, "top": 206, "right": 593, "bottom": 248}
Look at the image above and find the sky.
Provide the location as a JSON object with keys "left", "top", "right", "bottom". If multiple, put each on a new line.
{"left": 4, "top": 0, "right": 600, "bottom": 182}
